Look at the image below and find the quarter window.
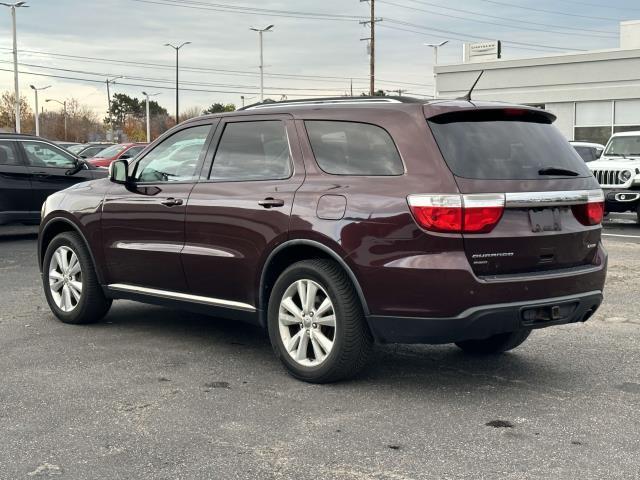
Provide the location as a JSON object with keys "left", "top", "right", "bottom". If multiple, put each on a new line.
{"left": 305, "top": 121, "right": 403, "bottom": 176}
{"left": 211, "top": 121, "right": 292, "bottom": 181}
{"left": 134, "top": 125, "right": 211, "bottom": 182}
{"left": 0, "top": 141, "right": 20, "bottom": 166}
{"left": 21, "top": 141, "right": 76, "bottom": 168}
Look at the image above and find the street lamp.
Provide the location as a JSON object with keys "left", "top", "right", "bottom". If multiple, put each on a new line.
{"left": 164, "top": 41, "right": 191, "bottom": 124}
{"left": 45, "top": 98, "right": 67, "bottom": 141}
{"left": 141, "top": 91, "right": 159, "bottom": 143}
{"left": 249, "top": 25, "right": 273, "bottom": 102}
{"left": 29, "top": 84, "right": 49, "bottom": 136}
{"left": 1, "top": 1, "right": 28, "bottom": 133}
{"left": 105, "top": 75, "right": 123, "bottom": 141}
{"left": 424, "top": 40, "right": 448, "bottom": 99}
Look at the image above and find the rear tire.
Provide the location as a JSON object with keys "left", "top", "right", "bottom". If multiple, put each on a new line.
{"left": 455, "top": 329, "right": 531, "bottom": 354}
{"left": 267, "top": 259, "right": 372, "bottom": 383}
{"left": 42, "top": 232, "right": 112, "bottom": 324}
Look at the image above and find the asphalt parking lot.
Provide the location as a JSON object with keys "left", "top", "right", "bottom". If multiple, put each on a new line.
{"left": 1, "top": 217, "right": 639, "bottom": 480}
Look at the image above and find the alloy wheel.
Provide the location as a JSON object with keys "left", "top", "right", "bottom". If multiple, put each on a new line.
{"left": 49, "top": 246, "right": 83, "bottom": 312}
{"left": 278, "top": 279, "right": 337, "bottom": 366}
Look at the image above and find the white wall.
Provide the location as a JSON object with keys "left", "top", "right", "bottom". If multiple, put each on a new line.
{"left": 545, "top": 102, "right": 574, "bottom": 140}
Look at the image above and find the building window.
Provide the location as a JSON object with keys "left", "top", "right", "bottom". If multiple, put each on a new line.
{"left": 613, "top": 99, "right": 640, "bottom": 134}
{"left": 574, "top": 100, "right": 640, "bottom": 145}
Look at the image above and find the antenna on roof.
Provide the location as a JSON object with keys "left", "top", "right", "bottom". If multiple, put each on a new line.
{"left": 458, "top": 70, "right": 484, "bottom": 101}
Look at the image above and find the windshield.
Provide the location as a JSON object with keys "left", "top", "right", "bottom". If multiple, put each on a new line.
{"left": 604, "top": 135, "right": 640, "bottom": 157}
{"left": 428, "top": 109, "right": 590, "bottom": 180}
{"left": 94, "top": 144, "right": 127, "bottom": 158}
{"left": 67, "top": 144, "right": 85, "bottom": 154}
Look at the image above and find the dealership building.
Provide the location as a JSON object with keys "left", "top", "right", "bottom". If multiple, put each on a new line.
{"left": 435, "top": 20, "right": 640, "bottom": 146}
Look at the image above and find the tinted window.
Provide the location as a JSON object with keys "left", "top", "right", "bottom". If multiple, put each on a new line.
{"left": 0, "top": 141, "right": 20, "bottom": 166}
{"left": 22, "top": 141, "right": 76, "bottom": 168}
{"left": 135, "top": 125, "right": 211, "bottom": 182}
{"left": 305, "top": 121, "right": 403, "bottom": 176}
{"left": 122, "top": 146, "right": 144, "bottom": 159}
{"left": 211, "top": 121, "right": 291, "bottom": 181}
{"left": 573, "top": 146, "right": 599, "bottom": 162}
{"left": 429, "top": 110, "right": 590, "bottom": 180}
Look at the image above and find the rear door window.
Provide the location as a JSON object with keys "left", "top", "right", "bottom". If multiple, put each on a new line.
{"left": 211, "top": 120, "right": 292, "bottom": 181}
{"left": 305, "top": 121, "right": 403, "bottom": 176}
{"left": 0, "top": 141, "right": 20, "bottom": 165}
{"left": 428, "top": 109, "right": 590, "bottom": 180}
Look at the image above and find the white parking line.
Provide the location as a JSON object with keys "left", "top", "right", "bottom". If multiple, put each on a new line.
{"left": 602, "top": 233, "right": 640, "bottom": 239}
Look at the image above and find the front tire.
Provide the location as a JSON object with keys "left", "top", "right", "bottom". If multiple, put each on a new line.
{"left": 42, "top": 232, "right": 112, "bottom": 324}
{"left": 267, "top": 259, "right": 372, "bottom": 383}
{"left": 455, "top": 329, "right": 531, "bottom": 354}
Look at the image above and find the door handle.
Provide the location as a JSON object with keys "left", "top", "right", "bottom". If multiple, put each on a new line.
{"left": 31, "top": 171, "right": 49, "bottom": 178}
{"left": 258, "top": 198, "right": 285, "bottom": 208}
{"left": 160, "top": 197, "right": 183, "bottom": 207}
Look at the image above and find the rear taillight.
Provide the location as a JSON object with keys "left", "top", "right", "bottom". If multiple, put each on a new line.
{"left": 407, "top": 194, "right": 505, "bottom": 233}
{"left": 571, "top": 190, "right": 605, "bottom": 226}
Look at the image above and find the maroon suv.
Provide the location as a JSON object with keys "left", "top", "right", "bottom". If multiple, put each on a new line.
{"left": 38, "top": 97, "right": 607, "bottom": 382}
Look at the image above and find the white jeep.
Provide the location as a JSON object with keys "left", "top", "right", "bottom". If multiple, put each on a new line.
{"left": 587, "top": 131, "right": 640, "bottom": 222}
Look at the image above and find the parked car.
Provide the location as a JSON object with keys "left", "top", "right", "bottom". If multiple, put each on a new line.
{"left": 86, "top": 143, "right": 147, "bottom": 168}
{"left": 586, "top": 130, "right": 640, "bottom": 221}
{"left": 55, "top": 141, "right": 82, "bottom": 150}
{"left": 0, "top": 133, "right": 106, "bottom": 225}
{"left": 570, "top": 141, "right": 605, "bottom": 162}
{"left": 38, "top": 97, "right": 606, "bottom": 383}
{"left": 68, "top": 142, "right": 114, "bottom": 159}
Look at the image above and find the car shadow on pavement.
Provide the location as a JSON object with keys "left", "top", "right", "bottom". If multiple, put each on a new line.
{"left": 87, "top": 302, "right": 581, "bottom": 394}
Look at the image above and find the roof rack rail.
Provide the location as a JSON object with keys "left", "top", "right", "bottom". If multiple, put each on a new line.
{"left": 239, "top": 95, "right": 423, "bottom": 110}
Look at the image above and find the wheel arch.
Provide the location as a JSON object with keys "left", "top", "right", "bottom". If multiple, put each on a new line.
{"left": 39, "top": 217, "right": 104, "bottom": 284}
{"left": 258, "top": 239, "right": 369, "bottom": 328}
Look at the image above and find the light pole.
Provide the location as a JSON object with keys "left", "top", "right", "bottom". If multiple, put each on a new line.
{"left": 141, "top": 91, "right": 159, "bottom": 143}
{"left": 105, "top": 75, "right": 123, "bottom": 141}
{"left": 424, "top": 41, "right": 448, "bottom": 99}
{"left": 164, "top": 41, "right": 191, "bottom": 124}
{"left": 29, "top": 84, "right": 49, "bottom": 136}
{"left": 249, "top": 25, "right": 273, "bottom": 102}
{"left": 1, "top": 1, "right": 28, "bottom": 133}
{"left": 46, "top": 98, "right": 66, "bottom": 141}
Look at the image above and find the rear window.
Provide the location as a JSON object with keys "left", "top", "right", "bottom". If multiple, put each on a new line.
{"left": 428, "top": 109, "right": 590, "bottom": 180}
{"left": 305, "top": 121, "right": 403, "bottom": 176}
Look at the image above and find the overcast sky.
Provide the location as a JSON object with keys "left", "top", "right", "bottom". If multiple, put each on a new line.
{"left": 0, "top": 0, "right": 636, "bottom": 117}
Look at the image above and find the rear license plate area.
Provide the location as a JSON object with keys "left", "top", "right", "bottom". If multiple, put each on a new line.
{"left": 529, "top": 208, "right": 561, "bottom": 232}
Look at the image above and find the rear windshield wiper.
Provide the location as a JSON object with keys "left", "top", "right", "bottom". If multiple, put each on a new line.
{"left": 538, "top": 167, "right": 579, "bottom": 176}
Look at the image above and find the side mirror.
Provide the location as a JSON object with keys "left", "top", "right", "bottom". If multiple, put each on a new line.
{"left": 109, "top": 159, "right": 129, "bottom": 184}
{"left": 65, "top": 158, "right": 84, "bottom": 176}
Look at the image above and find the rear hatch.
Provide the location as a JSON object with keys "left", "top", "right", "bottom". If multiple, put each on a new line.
{"left": 426, "top": 107, "right": 603, "bottom": 277}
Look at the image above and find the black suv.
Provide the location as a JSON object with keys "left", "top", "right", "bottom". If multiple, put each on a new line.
{"left": 0, "top": 133, "right": 105, "bottom": 225}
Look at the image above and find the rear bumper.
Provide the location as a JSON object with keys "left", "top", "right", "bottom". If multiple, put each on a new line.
{"left": 367, "top": 291, "right": 603, "bottom": 344}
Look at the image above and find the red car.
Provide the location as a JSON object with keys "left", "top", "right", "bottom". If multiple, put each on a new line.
{"left": 86, "top": 143, "right": 147, "bottom": 168}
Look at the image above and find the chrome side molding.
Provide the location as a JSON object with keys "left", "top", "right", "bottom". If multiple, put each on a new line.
{"left": 505, "top": 189, "right": 603, "bottom": 208}
{"left": 108, "top": 283, "right": 256, "bottom": 312}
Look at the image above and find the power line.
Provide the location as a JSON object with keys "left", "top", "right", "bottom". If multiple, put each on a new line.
{"left": 0, "top": 48, "right": 432, "bottom": 87}
{"left": 378, "top": 0, "right": 618, "bottom": 38}
{"left": 474, "top": 0, "right": 625, "bottom": 22}
{"left": 554, "top": 0, "right": 640, "bottom": 11}
{"left": 383, "top": 19, "right": 587, "bottom": 51}
{"left": 132, "top": 0, "right": 586, "bottom": 51}
{"left": 402, "top": 0, "right": 618, "bottom": 35}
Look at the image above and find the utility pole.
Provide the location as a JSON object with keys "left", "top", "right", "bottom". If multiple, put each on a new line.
{"left": 360, "top": 0, "right": 381, "bottom": 96}
{"left": 164, "top": 42, "right": 191, "bottom": 124}
{"left": 1, "top": 2, "right": 28, "bottom": 133}
{"left": 105, "top": 75, "right": 123, "bottom": 141}
{"left": 350, "top": 78, "right": 353, "bottom": 96}
{"left": 250, "top": 25, "right": 274, "bottom": 102}
{"left": 424, "top": 41, "right": 448, "bottom": 99}
{"left": 29, "top": 84, "right": 49, "bottom": 136}
{"left": 46, "top": 98, "right": 66, "bottom": 141}
{"left": 142, "top": 91, "right": 159, "bottom": 143}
